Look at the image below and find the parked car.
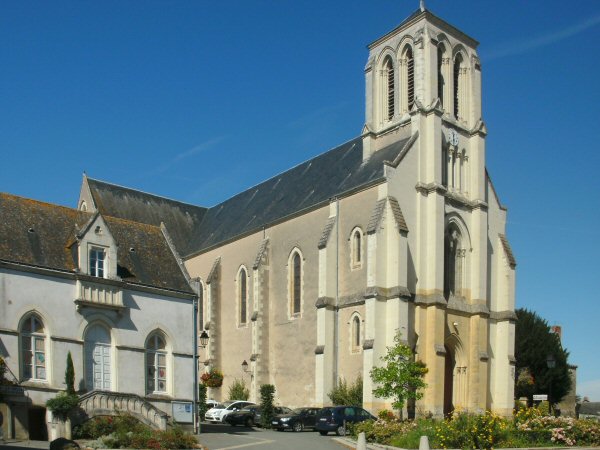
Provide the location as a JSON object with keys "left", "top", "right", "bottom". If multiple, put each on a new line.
{"left": 226, "top": 405, "right": 292, "bottom": 427}
{"left": 205, "top": 400, "right": 256, "bottom": 423}
{"left": 315, "top": 406, "right": 376, "bottom": 436}
{"left": 199, "top": 399, "right": 219, "bottom": 420}
{"left": 272, "top": 407, "right": 321, "bottom": 432}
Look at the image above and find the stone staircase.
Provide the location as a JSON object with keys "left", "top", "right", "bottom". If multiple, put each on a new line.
{"left": 76, "top": 390, "right": 168, "bottom": 430}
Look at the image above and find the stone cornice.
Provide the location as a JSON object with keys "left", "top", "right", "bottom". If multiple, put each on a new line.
{"left": 364, "top": 285, "right": 411, "bottom": 301}
{"left": 447, "top": 296, "right": 490, "bottom": 317}
{"left": 489, "top": 310, "right": 518, "bottom": 322}
{"left": 414, "top": 293, "right": 447, "bottom": 307}
{"left": 363, "top": 339, "right": 374, "bottom": 350}
{"left": 415, "top": 182, "right": 447, "bottom": 196}
{"left": 0, "top": 260, "right": 195, "bottom": 300}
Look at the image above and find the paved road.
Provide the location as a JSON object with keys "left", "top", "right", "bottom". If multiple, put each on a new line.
{"left": 197, "top": 422, "right": 350, "bottom": 450}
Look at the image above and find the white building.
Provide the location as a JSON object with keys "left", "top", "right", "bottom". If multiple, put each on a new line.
{"left": 0, "top": 193, "right": 197, "bottom": 440}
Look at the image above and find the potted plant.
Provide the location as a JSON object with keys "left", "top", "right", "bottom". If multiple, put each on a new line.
{"left": 200, "top": 368, "right": 224, "bottom": 388}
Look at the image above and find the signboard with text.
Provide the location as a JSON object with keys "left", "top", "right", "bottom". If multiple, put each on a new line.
{"left": 533, "top": 394, "right": 548, "bottom": 401}
{"left": 172, "top": 401, "right": 193, "bottom": 423}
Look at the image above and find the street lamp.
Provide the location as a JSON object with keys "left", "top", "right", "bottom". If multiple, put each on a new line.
{"left": 546, "top": 354, "right": 556, "bottom": 413}
{"left": 199, "top": 330, "right": 209, "bottom": 348}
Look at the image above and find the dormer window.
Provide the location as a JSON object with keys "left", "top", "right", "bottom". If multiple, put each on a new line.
{"left": 90, "top": 247, "right": 105, "bottom": 277}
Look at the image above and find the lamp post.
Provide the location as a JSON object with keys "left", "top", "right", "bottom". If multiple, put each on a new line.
{"left": 196, "top": 330, "right": 209, "bottom": 434}
{"left": 546, "top": 354, "right": 556, "bottom": 414}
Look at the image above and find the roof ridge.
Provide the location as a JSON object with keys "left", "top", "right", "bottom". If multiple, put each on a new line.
{"left": 0, "top": 192, "right": 84, "bottom": 215}
{"left": 86, "top": 177, "right": 207, "bottom": 210}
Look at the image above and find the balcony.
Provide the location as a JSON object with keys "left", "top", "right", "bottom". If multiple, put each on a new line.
{"left": 75, "top": 279, "right": 124, "bottom": 312}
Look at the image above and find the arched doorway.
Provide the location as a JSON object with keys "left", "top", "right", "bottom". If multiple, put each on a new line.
{"left": 443, "top": 345, "right": 455, "bottom": 416}
{"left": 444, "top": 334, "right": 467, "bottom": 416}
{"left": 85, "top": 324, "right": 112, "bottom": 391}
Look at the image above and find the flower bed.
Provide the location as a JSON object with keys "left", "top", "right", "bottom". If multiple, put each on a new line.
{"left": 73, "top": 414, "right": 199, "bottom": 449}
{"left": 349, "top": 407, "right": 600, "bottom": 449}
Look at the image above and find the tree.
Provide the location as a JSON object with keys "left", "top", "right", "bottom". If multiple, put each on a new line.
{"left": 515, "top": 308, "right": 571, "bottom": 406}
{"left": 370, "top": 331, "right": 427, "bottom": 419}
{"left": 328, "top": 375, "right": 363, "bottom": 406}
{"left": 228, "top": 378, "right": 249, "bottom": 400}
{"left": 65, "top": 351, "right": 75, "bottom": 395}
{"left": 259, "top": 384, "right": 275, "bottom": 428}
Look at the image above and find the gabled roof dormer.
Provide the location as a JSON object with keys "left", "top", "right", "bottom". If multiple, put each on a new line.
{"left": 76, "top": 212, "right": 118, "bottom": 280}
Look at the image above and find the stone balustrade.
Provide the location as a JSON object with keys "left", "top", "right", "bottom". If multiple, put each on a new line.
{"left": 77, "top": 390, "right": 168, "bottom": 430}
{"left": 75, "top": 279, "right": 124, "bottom": 310}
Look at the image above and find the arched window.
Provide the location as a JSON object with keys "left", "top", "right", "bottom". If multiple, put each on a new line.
{"left": 406, "top": 47, "right": 415, "bottom": 111}
{"left": 351, "top": 314, "right": 362, "bottom": 352}
{"left": 238, "top": 267, "right": 248, "bottom": 325}
{"left": 20, "top": 314, "right": 46, "bottom": 381}
{"left": 444, "top": 224, "right": 465, "bottom": 299}
{"left": 146, "top": 332, "right": 167, "bottom": 394}
{"left": 453, "top": 53, "right": 464, "bottom": 121}
{"left": 290, "top": 250, "right": 302, "bottom": 317}
{"left": 84, "top": 323, "right": 111, "bottom": 390}
{"left": 383, "top": 56, "right": 395, "bottom": 121}
{"left": 437, "top": 44, "right": 446, "bottom": 107}
{"left": 350, "top": 228, "right": 363, "bottom": 269}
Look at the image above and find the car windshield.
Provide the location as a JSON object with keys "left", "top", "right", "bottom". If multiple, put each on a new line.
{"left": 218, "top": 401, "right": 235, "bottom": 408}
{"left": 291, "top": 408, "right": 307, "bottom": 414}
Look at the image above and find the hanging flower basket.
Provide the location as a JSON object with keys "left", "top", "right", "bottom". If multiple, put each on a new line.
{"left": 201, "top": 368, "right": 224, "bottom": 388}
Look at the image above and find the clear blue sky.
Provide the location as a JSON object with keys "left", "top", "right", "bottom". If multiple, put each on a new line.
{"left": 1, "top": 1, "right": 599, "bottom": 400}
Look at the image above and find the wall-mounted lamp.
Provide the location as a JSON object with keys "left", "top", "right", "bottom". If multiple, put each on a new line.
{"left": 453, "top": 322, "right": 459, "bottom": 328}
{"left": 199, "top": 330, "right": 209, "bottom": 348}
{"left": 241, "top": 360, "right": 249, "bottom": 373}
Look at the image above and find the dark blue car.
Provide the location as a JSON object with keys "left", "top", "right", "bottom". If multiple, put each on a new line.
{"left": 315, "top": 406, "right": 376, "bottom": 436}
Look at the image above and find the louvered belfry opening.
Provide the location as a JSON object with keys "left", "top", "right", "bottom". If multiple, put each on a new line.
{"left": 407, "top": 47, "right": 415, "bottom": 110}
{"left": 386, "top": 57, "right": 395, "bottom": 121}
{"left": 454, "top": 54, "right": 462, "bottom": 120}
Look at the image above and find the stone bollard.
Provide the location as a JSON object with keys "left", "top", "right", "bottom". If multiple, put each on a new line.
{"left": 419, "top": 435, "right": 430, "bottom": 450}
{"left": 356, "top": 431, "right": 367, "bottom": 450}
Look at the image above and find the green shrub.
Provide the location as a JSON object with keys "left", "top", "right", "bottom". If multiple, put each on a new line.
{"left": 74, "top": 414, "right": 147, "bottom": 439}
{"left": 198, "top": 383, "right": 208, "bottom": 419}
{"left": 65, "top": 351, "right": 75, "bottom": 395}
{"left": 228, "top": 378, "right": 249, "bottom": 400}
{"left": 46, "top": 392, "right": 79, "bottom": 418}
{"left": 328, "top": 375, "right": 363, "bottom": 406}
{"left": 260, "top": 384, "right": 276, "bottom": 428}
{"left": 75, "top": 415, "right": 197, "bottom": 449}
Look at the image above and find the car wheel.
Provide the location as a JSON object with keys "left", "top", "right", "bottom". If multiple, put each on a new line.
{"left": 245, "top": 417, "right": 254, "bottom": 427}
{"left": 335, "top": 424, "right": 346, "bottom": 436}
{"left": 230, "top": 422, "right": 236, "bottom": 427}
{"left": 292, "top": 422, "right": 303, "bottom": 432}
{"left": 319, "top": 431, "right": 328, "bottom": 436}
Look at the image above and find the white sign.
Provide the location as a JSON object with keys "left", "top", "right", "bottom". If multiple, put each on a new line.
{"left": 533, "top": 394, "right": 548, "bottom": 401}
{"left": 172, "top": 401, "right": 193, "bottom": 423}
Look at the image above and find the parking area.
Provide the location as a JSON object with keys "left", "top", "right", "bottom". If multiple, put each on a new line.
{"left": 197, "top": 422, "right": 348, "bottom": 450}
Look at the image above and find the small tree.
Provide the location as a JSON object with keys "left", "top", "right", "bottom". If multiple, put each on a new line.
{"left": 328, "top": 375, "right": 363, "bottom": 406}
{"left": 260, "top": 384, "right": 275, "bottom": 428}
{"left": 198, "top": 383, "right": 208, "bottom": 419}
{"left": 370, "top": 331, "right": 427, "bottom": 419}
{"left": 65, "top": 351, "right": 75, "bottom": 394}
{"left": 228, "top": 378, "right": 249, "bottom": 400}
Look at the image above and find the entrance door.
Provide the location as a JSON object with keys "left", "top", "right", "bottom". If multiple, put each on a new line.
{"left": 85, "top": 324, "right": 111, "bottom": 391}
{"left": 443, "top": 346, "right": 454, "bottom": 416}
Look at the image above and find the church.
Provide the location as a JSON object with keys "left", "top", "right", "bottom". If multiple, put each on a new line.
{"left": 1, "top": 4, "right": 516, "bottom": 432}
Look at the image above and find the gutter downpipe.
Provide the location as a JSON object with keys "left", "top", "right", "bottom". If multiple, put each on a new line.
{"left": 192, "top": 288, "right": 199, "bottom": 434}
{"left": 333, "top": 198, "right": 340, "bottom": 386}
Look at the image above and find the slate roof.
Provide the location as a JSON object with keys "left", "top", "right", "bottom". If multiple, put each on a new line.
{"left": 186, "top": 136, "right": 409, "bottom": 255}
{"left": 86, "top": 178, "right": 207, "bottom": 254}
{"left": 0, "top": 193, "right": 193, "bottom": 294}
{"left": 85, "top": 136, "right": 409, "bottom": 257}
